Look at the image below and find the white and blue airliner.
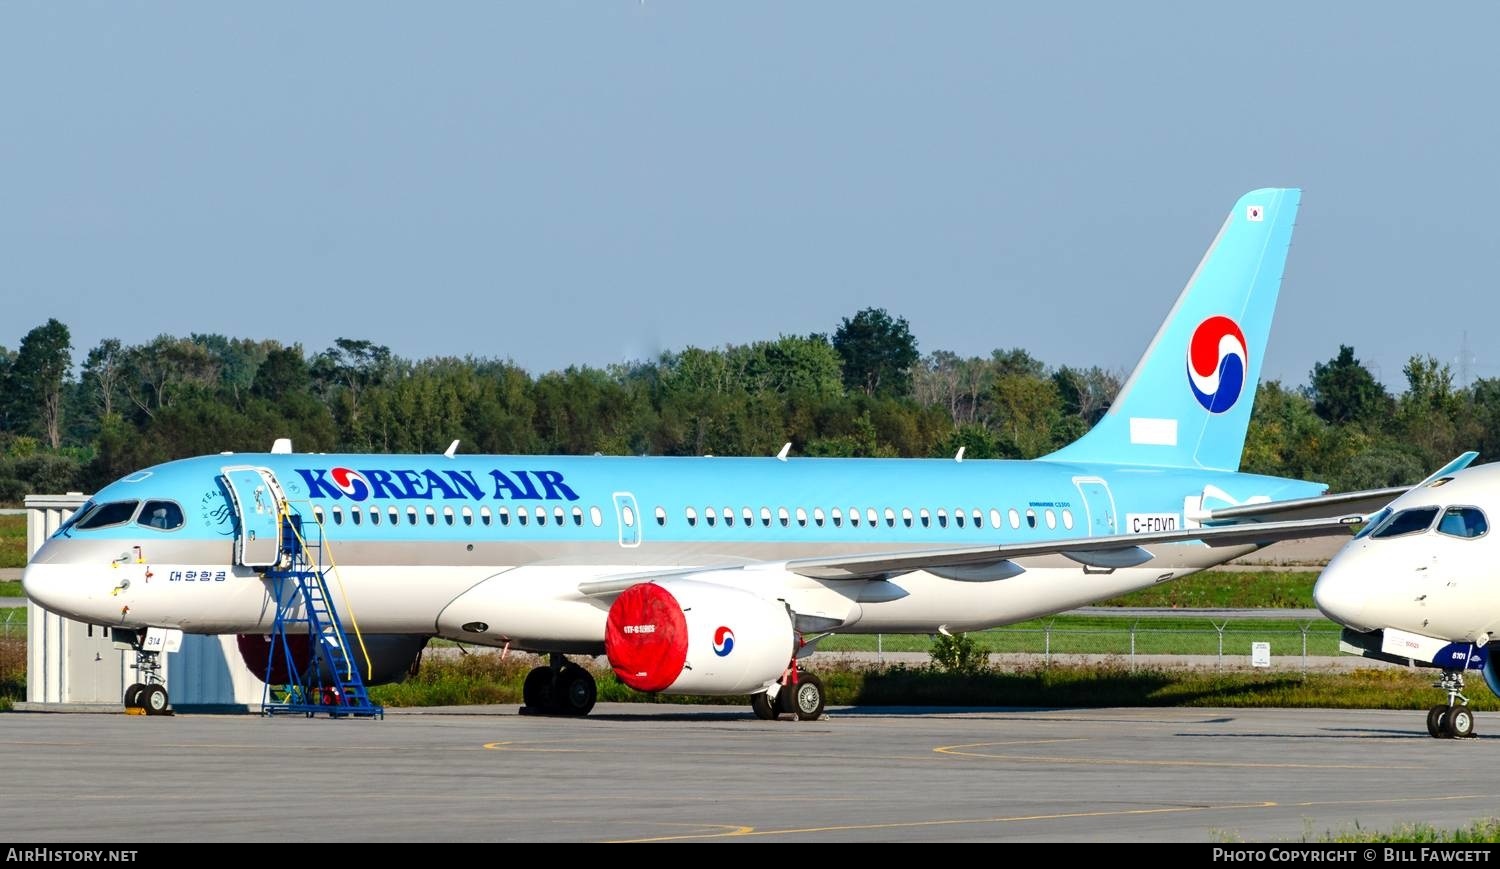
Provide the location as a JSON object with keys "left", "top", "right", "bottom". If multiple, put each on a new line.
{"left": 24, "top": 188, "right": 1381, "bottom": 719}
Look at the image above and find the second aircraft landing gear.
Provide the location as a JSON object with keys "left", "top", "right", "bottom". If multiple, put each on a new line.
{"left": 521, "top": 654, "right": 597, "bottom": 717}
{"left": 1425, "top": 670, "right": 1476, "bottom": 739}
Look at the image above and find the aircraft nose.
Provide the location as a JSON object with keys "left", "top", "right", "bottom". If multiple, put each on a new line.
{"left": 1312, "top": 555, "right": 1370, "bottom": 631}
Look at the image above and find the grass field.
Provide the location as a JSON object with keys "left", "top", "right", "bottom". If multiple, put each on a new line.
{"left": 0, "top": 515, "right": 24, "bottom": 570}
{"left": 370, "top": 653, "right": 1498, "bottom": 711}
{"left": 0, "top": 581, "right": 20, "bottom": 597}
{"left": 819, "top": 615, "right": 1341, "bottom": 657}
{"left": 1102, "top": 570, "right": 1317, "bottom": 608}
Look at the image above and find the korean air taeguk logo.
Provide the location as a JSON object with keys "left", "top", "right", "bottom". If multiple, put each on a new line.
{"left": 712, "top": 626, "right": 735, "bottom": 657}
{"left": 1187, "top": 316, "right": 1248, "bottom": 413}
{"left": 329, "top": 467, "right": 371, "bottom": 500}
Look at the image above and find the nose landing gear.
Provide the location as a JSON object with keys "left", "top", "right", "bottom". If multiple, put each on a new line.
{"left": 1425, "top": 670, "right": 1475, "bottom": 739}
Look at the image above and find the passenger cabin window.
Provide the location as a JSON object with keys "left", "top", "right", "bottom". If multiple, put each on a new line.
{"left": 1008, "top": 508, "right": 1021, "bottom": 529}
{"left": 742, "top": 507, "right": 753, "bottom": 526}
{"left": 989, "top": 509, "right": 1002, "bottom": 529}
{"left": 1370, "top": 506, "right": 1439, "bottom": 539}
{"left": 331, "top": 506, "right": 343, "bottom": 525}
{"left": 955, "top": 510, "right": 965, "bottom": 528}
{"left": 76, "top": 500, "right": 140, "bottom": 530}
{"left": 1045, "top": 509, "right": 1057, "bottom": 530}
{"left": 351, "top": 508, "right": 362, "bottom": 526}
{"left": 425, "top": 507, "right": 437, "bottom": 526}
{"left": 518, "top": 508, "right": 529, "bottom": 526}
{"left": 590, "top": 506, "right": 603, "bottom": 527}
{"left": 446, "top": 507, "right": 458, "bottom": 526}
{"left": 137, "top": 500, "right": 184, "bottom": 531}
{"left": 795, "top": 507, "right": 807, "bottom": 527}
{"left": 1025, "top": 509, "right": 1037, "bottom": 529}
{"left": 313, "top": 506, "right": 325, "bottom": 525}
{"left": 760, "top": 507, "right": 772, "bottom": 527}
{"left": 866, "top": 508, "right": 877, "bottom": 526}
{"left": 937, "top": 509, "right": 948, "bottom": 528}
{"left": 920, "top": 509, "right": 930, "bottom": 528}
{"left": 832, "top": 508, "right": 843, "bottom": 527}
{"left": 1061, "top": 509, "right": 1074, "bottom": 530}
{"left": 389, "top": 506, "right": 400, "bottom": 526}
{"left": 498, "top": 507, "right": 511, "bottom": 526}
{"left": 705, "top": 508, "right": 717, "bottom": 527}
{"left": 850, "top": 508, "right": 861, "bottom": 527}
{"left": 462, "top": 507, "right": 474, "bottom": 526}
{"left": 686, "top": 507, "right": 698, "bottom": 527}
{"left": 814, "top": 508, "right": 826, "bottom": 527}
{"left": 655, "top": 506, "right": 667, "bottom": 526}
{"left": 534, "top": 506, "right": 547, "bottom": 526}
{"left": 778, "top": 507, "right": 790, "bottom": 527}
{"left": 480, "top": 507, "right": 492, "bottom": 526}
{"left": 972, "top": 509, "right": 984, "bottom": 529}
{"left": 408, "top": 507, "right": 419, "bottom": 526}
{"left": 369, "top": 506, "right": 380, "bottom": 526}
{"left": 1437, "top": 506, "right": 1489, "bottom": 539}
{"left": 724, "top": 507, "right": 736, "bottom": 527}
{"left": 572, "top": 507, "right": 584, "bottom": 526}
{"left": 902, "top": 508, "right": 913, "bottom": 528}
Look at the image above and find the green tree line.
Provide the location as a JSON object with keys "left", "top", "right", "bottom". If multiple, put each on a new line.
{"left": 0, "top": 312, "right": 1488, "bottom": 501}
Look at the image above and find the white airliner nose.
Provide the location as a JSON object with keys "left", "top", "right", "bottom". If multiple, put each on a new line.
{"left": 1312, "top": 555, "right": 1370, "bottom": 632}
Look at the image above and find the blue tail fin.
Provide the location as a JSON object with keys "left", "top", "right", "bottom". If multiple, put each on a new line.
{"left": 1045, "top": 188, "right": 1300, "bottom": 471}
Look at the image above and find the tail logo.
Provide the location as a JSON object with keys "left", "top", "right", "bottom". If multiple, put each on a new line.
{"left": 712, "top": 626, "right": 735, "bottom": 657}
{"left": 330, "top": 467, "right": 371, "bottom": 501}
{"left": 1187, "top": 316, "right": 1248, "bottom": 414}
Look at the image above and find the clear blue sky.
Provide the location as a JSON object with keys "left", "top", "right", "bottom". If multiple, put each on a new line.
{"left": 3, "top": 3, "right": 1497, "bottom": 389}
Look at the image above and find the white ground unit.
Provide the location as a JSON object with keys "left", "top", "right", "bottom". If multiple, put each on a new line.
{"left": 23, "top": 494, "right": 264, "bottom": 710}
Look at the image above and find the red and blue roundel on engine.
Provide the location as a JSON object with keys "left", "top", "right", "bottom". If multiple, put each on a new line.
{"left": 1187, "top": 315, "right": 1248, "bottom": 413}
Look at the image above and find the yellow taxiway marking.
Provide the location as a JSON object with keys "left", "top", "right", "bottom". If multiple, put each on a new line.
{"left": 932, "top": 741, "right": 1414, "bottom": 770}
{"left": 608, "top": 794, "right": 1492, "bottom": 843}
{"left": 609, "top": 802, "right": 1281, "bottom": 842}
{"left": 482, "top": 741, "right": 587, "bottom": 753}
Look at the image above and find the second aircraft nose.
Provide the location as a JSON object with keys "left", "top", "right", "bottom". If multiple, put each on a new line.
{"left": 1313, "top": 558, "right": 1370, "bottom": 632}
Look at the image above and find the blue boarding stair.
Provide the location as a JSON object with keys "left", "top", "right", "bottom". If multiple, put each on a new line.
{"left": 260, "top": 510, "right": 384, "bottom": 719}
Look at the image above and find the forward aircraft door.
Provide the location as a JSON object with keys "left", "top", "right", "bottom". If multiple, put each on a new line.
{"left": 613, "top": 492, "right": 641, "bottom": 548}
{"left": 222, "top": 466, "right": 290, "bottom": 568}
{"left": 1073, "top": 477, "right": 1118, "bottom": 536}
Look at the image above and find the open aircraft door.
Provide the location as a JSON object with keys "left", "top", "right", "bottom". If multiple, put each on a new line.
{"left": 221, "top": 466, "right": 291, "bottom": 568}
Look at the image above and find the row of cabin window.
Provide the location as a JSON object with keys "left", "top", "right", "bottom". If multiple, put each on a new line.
{"left": 659, "top": 505, "right": 1074, "bottom": 532}
{"left": 308, "top": 502, "right": 1075, "bottom": 533}
{"left": 313, "top": 503, "right": 608, "bottom": 529}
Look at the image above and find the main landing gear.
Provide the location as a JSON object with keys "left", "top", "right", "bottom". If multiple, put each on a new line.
{"left": 521, "top": 653, "right": 598, "bottom": 717}
{"left": 1425, "top": 670, "right": 1476, "bottom": 739}
{"left": 750, "top": 668, "right": 826, "bottom": 721}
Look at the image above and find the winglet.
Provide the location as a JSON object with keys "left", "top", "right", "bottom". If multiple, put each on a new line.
{"left": 776, "top": 442, "right": 792, "bottom": 462}
{"left": 444, "top": 440, "right": 460, "bottom": 459}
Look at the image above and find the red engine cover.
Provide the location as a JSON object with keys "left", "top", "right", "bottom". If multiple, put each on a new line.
{"left": 237, "top": 633, "right": 312, "bottom": 685}
{"left": 605, "top": 583, "right": 689, "bottom": 692}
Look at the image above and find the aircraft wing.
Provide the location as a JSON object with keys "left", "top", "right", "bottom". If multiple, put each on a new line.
{"left": 1198, "top": 452, "right": 1480, "bottom": 526}
{"left": 781, "top": 515, "right": 1361, "bottom": 581}
{"left": 577, "top": 514, "right": 1360, "bottom": 595}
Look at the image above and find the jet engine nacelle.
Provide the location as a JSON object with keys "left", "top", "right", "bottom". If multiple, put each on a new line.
{"left": 236, "top": 633, "right": 429, "bottom": 686}
{"left": 605, "top": 580, "right": 794, "bottom": 695}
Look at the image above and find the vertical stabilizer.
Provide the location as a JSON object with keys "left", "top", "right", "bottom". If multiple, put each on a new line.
{"left": 1045, "top": 188, "right": 1300, "bottom": 470}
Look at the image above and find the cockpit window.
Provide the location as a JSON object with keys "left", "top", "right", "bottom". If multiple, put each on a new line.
{"left": 1437, "top": 506, "right": 1488, "bottom": 539}
{"left": 1370, "top": 506, "right": 1440, "bottom": 539}
{"left": 1353, "top": 507, "right": 1392, "bottom": 540}
{"left": 74, "top": 500, "right": 141, "bottom": 530}
{"left": 136, "top": 501, "right": 185, "bottom": 531}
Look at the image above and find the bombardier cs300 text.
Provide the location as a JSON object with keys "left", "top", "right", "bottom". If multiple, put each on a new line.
{"left": 25, "top": 188, "right": 1378, "bottom": 719}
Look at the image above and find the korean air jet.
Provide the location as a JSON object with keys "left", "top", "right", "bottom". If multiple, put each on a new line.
{"left": 1311, "top": 454, "right": 1500, "bottom": 739}
{"left": 25, "top": 188, "right": 1378, "bottom": 719}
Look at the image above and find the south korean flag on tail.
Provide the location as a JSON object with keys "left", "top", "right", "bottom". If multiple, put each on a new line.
{"left": 1246, "top": 205, "right": 1265, "bottom": 221}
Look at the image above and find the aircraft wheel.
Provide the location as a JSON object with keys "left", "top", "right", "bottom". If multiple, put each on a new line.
{"left": 141, "top": 685, "right": 169, "bottom": 716}
{"left": 1427, "top": 705, "right": 1450, "bottom": 739}
{"left": 780, "top": 672, "right": 825, "bottom": 721}
{"left": 123, "top": 683, "right": 146, "bottom": 709}
{"left": 750, "top": 691, "right": 780, "bottom": 720}
{"left": 522, "top": 666, "right": 555, "bottom": 712}
{"left": 1445, "top": 705, "right": 1476, "bottom": 739}
{"left": 556, "top": 666, "right": 597, "bottom": 717}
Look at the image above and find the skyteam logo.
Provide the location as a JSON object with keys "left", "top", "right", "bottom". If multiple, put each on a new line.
{"left": 1187, "top": 315, "right": 1248, "bottom": 414}
{"left": 712, "top": 626, "right": 735, "bottom": 657}
{"left": 329, "top": 467, "right": 371, "bottom": 501}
